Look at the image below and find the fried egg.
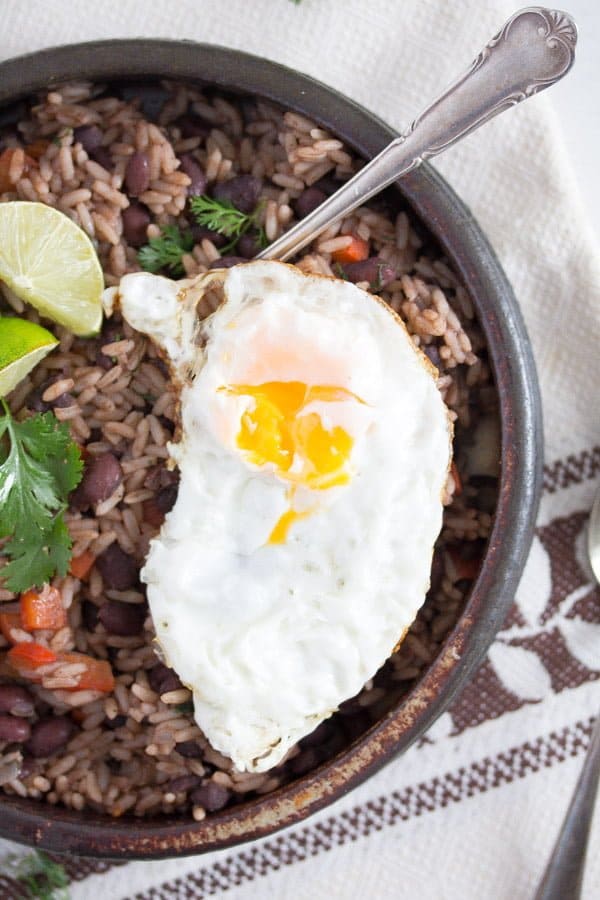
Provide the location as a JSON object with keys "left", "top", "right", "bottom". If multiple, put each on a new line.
{"left": 104, "top": 261, "right": 452, "bottom": 772}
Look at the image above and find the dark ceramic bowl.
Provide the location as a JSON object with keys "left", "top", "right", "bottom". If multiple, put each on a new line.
{"left": 0, "top": 40, "right": 542, "bottom": 858}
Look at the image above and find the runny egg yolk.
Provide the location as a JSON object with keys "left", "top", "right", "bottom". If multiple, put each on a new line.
{"left": 219, "top": 382, "right": 365, "bottom": 543}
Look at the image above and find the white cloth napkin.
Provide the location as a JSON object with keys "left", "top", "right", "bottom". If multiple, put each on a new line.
{"left": 1, "top": 1, "right": 599, "bottom": 898}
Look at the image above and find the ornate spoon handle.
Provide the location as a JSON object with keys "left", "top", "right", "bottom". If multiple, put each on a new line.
{"left": 259, "top": 7, "right": 577, "bottom": 262}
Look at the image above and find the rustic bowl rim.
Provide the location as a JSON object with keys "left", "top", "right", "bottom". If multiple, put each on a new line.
{"left": 0, "top": 39, "right": 543, "bottom": 859}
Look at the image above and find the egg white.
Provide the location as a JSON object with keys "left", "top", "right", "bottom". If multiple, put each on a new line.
{"left": 105, "top": 261, "right": 452, "bottom": 772}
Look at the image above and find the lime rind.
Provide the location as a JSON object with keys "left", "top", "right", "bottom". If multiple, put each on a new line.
{"left": 0, "top": 316, "right": 58, "bottom": 397}
{"left": 0, "top": 201, "right": 104, "bottom": 336}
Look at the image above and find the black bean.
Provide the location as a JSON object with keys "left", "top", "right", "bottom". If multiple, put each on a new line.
{"left": 158, "top": 414, "right": 174, "bottom": 430}
{"left": 148, "top": 662, "right": 183, "bottom": 695}
{"left": 174, "top": 115, "right": 212, "bottom": 139}
{"left": 18, "top": 755, "right": 36, "bottom": 779}
{"left": 81, "top": 600, "right": 99, "bottom": 632}
{"left": 95, "top": 351, "right": 113, "bottom": 372}
{"left": 320, "top": 729, "right": 346, "bottom": 759}
{"left": 55, "top": 392, "right": 74, "bottom": 408}
{"left": 340, "top": 710, "right": 371, "bottom": 742}
{"left": 155, "top": 484, "right": 178, "bottom": 514}
{"left": 26, "top": 716, "right": 76, "bottom": 758}
{"left": 289, "top": 747, "right": 321, "bottom": 777}
{"left": 154, "top": 357, "right": 170, "bottom": 378}
{"left": 0, "top": 714, "right": 31, "bottom": 743}
{"left": 117, "top": 83, "right": 171, "bottom": 120}
{"left": 343, "top": 257, "right": 396, "bottom": 289}
{"left": 95, "top": 320, "right": 126, "bottom": 369}
{"left": 27, "top": 376, "right": 73, "bottom": 413}
{"left": 213, "top": 175, "right": 262, "bottom": 214}
{"left": 236, "top": 231, "right": 262, "bottom": 259}
{"left": 104, "top": 714, "right": 127, "bottom": 731}
{"left": 459, "top": 535, "right": 488, "bottom": 561}
{"left": 190, "top": 224, "right": 227, "bottom": 249}
{"left": 299, "top": 718, "right": 335, "bottom": 749}
{"left": 312, "top": 174, "right": 343, "bottom": 196}
{"left": 143, "top": 464, "right": 179, "bottom": 493}
{"left": 179, "top": 154, "right": 206, "bottom": 197}
{"left": 73, "top": 125, "right": 103, "bottom": 154}
{"left": 428, "top": 551, "right": 444, "bottom": 597}
{"left": 125, "top": 151, "right": 150, "bottom": 197}
{"left": 27, "top": 386, "right": 51, "bottom": 413}
{"left": 208, "top": 256, "right": 247, "bottom": 270}
{"left": 0, "top": 685, "right": 34, "bottom": 717}
{"left": 477, "top": 485, "right": 497, "bottom": 515}
{"left": 90, "top": 146, "right": 113, "bottom": 171}
{"left": 337, "top": 695, "right": 361, "bottom": 716}
{"left": 77, "top": 452, "right": 123, "bottom": 505}
{"left": 423, "top": 344, "right": 441, "bottom": 369}
{"left": 98, "top": 600, "right": 146, "bottom": 636}
{"left": 95, "top": 543, "right": 138, "bottom": 590}
{"left": 175, "top": 740, "right": 203, "bottom": 759}
{"left": 293, "top": 187, "right": 327, "bottom": 219}
{"left": 168, "top": 774, "right": 202, "bottom": 794}
{"left": 122, "top": 201, "right": 151, "bottom": 248}
{"left": 190, "top": 781, "right": 231, "bottom": 811}
{"left": 239, "top": 99, "right": 258, "bottom": 125}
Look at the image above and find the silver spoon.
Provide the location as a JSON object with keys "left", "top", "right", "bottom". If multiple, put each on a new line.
{"left": 259, "top": 6, "right": 577, "bottom": 262}
{"left": 533, "top": 494, "right": 600, "bottom": 899}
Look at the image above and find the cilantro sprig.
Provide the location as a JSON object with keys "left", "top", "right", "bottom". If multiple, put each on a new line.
{"left": 5, "top": 850, "right": 70, "bottom": 899}
{"left": 189, "top": 195, "right": 267, "bottom": 253}
{"left": 0, "top": 401, "right": 83, "bottom": 592}
{"left": 137, "top": 225, "right": 194, "bottom": 277}
{"left": 138, "top": 194, "right": 267, "bottom": 275}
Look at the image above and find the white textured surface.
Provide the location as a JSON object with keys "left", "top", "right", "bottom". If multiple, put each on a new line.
{"left": 549, "top": 0, "right": 600, "bottom": 241}
{"left": 0, "top": 1, "right": 599, "bottom": 898}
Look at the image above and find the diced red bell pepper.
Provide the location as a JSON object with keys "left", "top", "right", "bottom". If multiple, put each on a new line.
{"left": 69, "top": 551, "right": 96, "bottom": 581}
{"left": 331, "top": 235, "right": 369, "bottom": 264}
{"left": 8, "top": 641, "right": 58, "bottom": 671}
{"left": 20, "top": 586, "right": 67, "bottom": 631}
{"left": 56, "top": 652, "right": 115, "bottom": 693}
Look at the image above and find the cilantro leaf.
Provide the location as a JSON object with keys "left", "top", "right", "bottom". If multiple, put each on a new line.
{"left": 12, "top": 849, "right": 70, "bottom": 899}
{"left": 138, "top": 225, "right": 194, "bottom": 276}
{"left": 0, "top": 414, "right": 61, "bottom": 534}
{"left": 0, "top": 402, "right": 82, "bottom": 592}
{"left": 1, "top": 515, "right": 73, "bottom": 593}
{"left": 189, "top": 195, "right": 253, "bottom": 239}
{"left": 46, "top": 437, "right": 83, "bottom": 499}
{"left": 189, "top": 194, "right": 268, "bottom": 254}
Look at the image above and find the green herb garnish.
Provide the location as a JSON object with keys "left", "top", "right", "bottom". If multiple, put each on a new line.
{"left": 188, "top": 195, "right": 267, "bottom": 253}
{"left": 6, "top": 850, "right": 70, "bottom": 899}
{"left": 176, "top": 701, "right": 194, "bottom": 714}
{"left": 0, "top": 402, "right": 83, "bottom": 592}
{"left": 138, "top": 225, "right": 195, "bottom": 276}
{"left": 138, "top": 194, "right": 268, "bottom": 275}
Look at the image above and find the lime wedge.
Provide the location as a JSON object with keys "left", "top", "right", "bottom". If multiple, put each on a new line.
{"left": 0, "top": 201, "right": 104, "bottom": 336}
{"left": 0, "top": 317, "right": 58, "bottom": 397}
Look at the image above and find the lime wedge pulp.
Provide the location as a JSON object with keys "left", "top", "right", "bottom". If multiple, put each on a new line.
{"left": 0, "top": 201, "right": 104, "bottom": 336}
{"left": 0, "top": 317, "right": 58, "bottom": 397}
